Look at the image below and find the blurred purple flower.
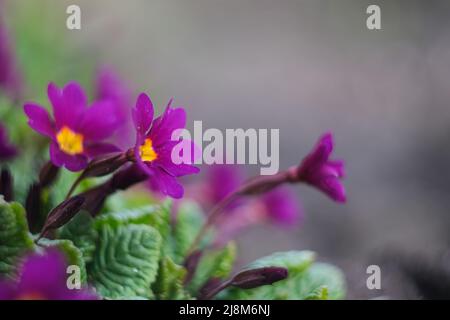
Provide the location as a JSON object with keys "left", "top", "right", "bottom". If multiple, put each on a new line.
{"left": 0, "top": 4, "right": 22, "bottom": 100}
{"left": 0, "top": 249, "right": 97, "bottom": 300}
{"left": 0, "top": 123, "right": 17, "bottom": 160}
{"left": 261, "top": 186, "right": 302, "bottom": 226}
{"left": 132, "top": 93, "right": 199, "bottom": 198}
{"left": 296, "top": 132, "right": 346, "bottom": 202}
{"left": 24, "top": 82, "right": 122, "bottom": 171}
{"left": 95, "top": 66, "right": 134, "bottom": 149}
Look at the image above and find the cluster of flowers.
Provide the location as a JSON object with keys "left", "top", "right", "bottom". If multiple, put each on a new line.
{"left": 0, "top": 6, "right": 346, "bottom": 300}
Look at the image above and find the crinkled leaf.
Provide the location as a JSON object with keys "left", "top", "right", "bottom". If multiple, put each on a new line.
{"left": 152, "top": 256, "right": 190, "bottom": 300}
{"left": 59, "top": 211, "right": 97, "bottom": 263}
{"left": 243, "top": 250, "right": 315, "bottom": 274}
{"left": 219, "top": 251, "right": 345, "bottom": 300}
{"left": 37, "top": 238, "right": 87, "bottom": 284}
{"left": 88, "top": 221, "right": 162, "bottom": 299}
{"left": 173, "top": 201, "right": 205, "bottom": 263}
{"left": 188, "top": 242, "right": 237, "bottom": 294}
{"left": 0, "top": 199, "right": 34, "bottom": 277}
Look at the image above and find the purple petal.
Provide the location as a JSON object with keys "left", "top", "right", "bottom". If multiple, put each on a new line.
{"left": 315, "top": 176, "right": 346, "bottom": 203}
{"left": 150, "top": 105, "right": 186, "bottom": 148}
{"left": 48, "top": 82, "right": 86, "bottom": 129}
{"left": 327, "top": 160, "right": 345, "bottom": 178}
{"left": 262, "top": 186, "right": 302, "bottom": 226}
{"left": 78, "top": 101, "right": 121, "bottom": 141}
{"left": 50, "top": 142, "right": 88, "bottom": 172}
{"left": 132, "top": 93, "right": 154, "bottom": 136}
{"left": 24, "top": 103, "right": 55, "bottom": 138}
{"left": 17, "top": 249, "right": 67, "bottom": 299}
{"left": 0, "top": 280, "right": 17, "bottom": 300}
{"left": 84, "top": 142, "right": 120, "bottom": 158}
{"left": 299, "top": 132, "right": 333, "bottom": 173}
{"left": 150, "top": 168, "right": 184, "bottom": 199}
{"left": 154, "top": 140, "right": 200, "bottom": 177}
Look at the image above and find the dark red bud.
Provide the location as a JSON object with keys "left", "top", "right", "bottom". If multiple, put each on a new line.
{"left": 39, "top": 195, "right": 85, "bottom": 239}
{"left": 183, "top": 250, "right": 203, "bottom": 285}
{"left": 230, "top": 267, "right": 288, "bottom": 289}
{"left": 25, "top": 183, "right": 42, "bottom": 233}
{"left": 0, "top": 168, "right": 13, "bottom": 201}
{"left": 38, "top": 161, "right": 60, "bottom": 188}
{"left": 82, "top": 152, "right": 129, "bottom": 179}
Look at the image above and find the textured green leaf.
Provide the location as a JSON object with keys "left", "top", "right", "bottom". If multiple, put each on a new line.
{"left": 88, "top": 221, "right": 162, "bottom": 299}
{"left": 37, "top": 238, "right": 87, "bottom": 284}
{"left": 152, "top": 256, "right": 190, "bottom": 300}
{"left": 188, "top": 242, "right": 237, "bottom": 294}
{"left": 243, "top": 251, "right": 315, "bottom": 274}
{"left": 59, "top": 211, "right": 97, "bottom": 263}
{"left": 220, "top": 251, "right": 345, "bottom": 300}
{"left": 0, "top": 199, "right": 34, "bottom": 277}
{"left": 173, "top": 201, "right": 205, "bottom": 264}
{"left": 94, "top": 205, "right": 160, "bottom": 227}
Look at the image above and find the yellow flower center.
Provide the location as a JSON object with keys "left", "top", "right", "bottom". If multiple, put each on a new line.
{"left": 56, "top": 126, "right": 84, "bottom": 155}
{"left": 139, "top": 138, "right": 158, "bottom": 162}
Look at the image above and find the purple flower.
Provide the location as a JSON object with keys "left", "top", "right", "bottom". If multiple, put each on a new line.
{"left": 261, "top": 186, "right": 302, "bottom": 226}
{"left": 296, "top": 132, "right": 346, "bottom": 202}
{"left": 95, "top": 66, "right": 134, "bottom": 149}
{"left": 132, "top": 93, "right": 199, "bottom": 198}
{"left": 24, "top": 82, "right": 122, "bottom": 171}
{"left": 0, "top": 123, "right": 17, "bottom": 160}
{"left": 0, "top": 249, "right": 97, "bottom": 300}
{"left": 0, "top": 7, "right": 22, "bottom": 100}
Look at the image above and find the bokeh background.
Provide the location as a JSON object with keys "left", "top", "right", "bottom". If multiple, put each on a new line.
{"left": 4, "top": 0, "right": 450, "bottom": 299}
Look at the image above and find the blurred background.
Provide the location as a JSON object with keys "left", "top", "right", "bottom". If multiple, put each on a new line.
{"left": 4, "top": 0, "right": 450, "bottom": 299}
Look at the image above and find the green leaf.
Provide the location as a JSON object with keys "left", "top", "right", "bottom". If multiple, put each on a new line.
{"left": 243, "top": 250, "right": 315, "bottom": 274}
{"left": 188, "top": 242, "right": 237, "bottom": 294}
{"left": 173, "top": 201, "right": 205, "bottom": 264}
{"left": 301, "top": 263, "right": 346, "bottom": 300}
{"left": 88, "top": 221, "right": 162, "bottom": 299}
{"left": 94, "top": 204, "right": 163, "bottom": 228}
{"left": 59, "top": 211, "right": 97, "bottom": 263}
{"left": 0, "top": 199, "right": 34, "bottom": 277}
{"left": 152, "top": 257, "right": 190, "bottom": 300}
{"left": 219, "top": 251, "right": 346, "bottom": 300}
{"left": 37, "top": 238, "right": 87, "bottom": 284}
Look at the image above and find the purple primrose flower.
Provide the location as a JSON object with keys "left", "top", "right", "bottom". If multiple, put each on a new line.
{"left": 24, "top": 82, "right": 122, "bottom": 171}
{"left": 297, "top": 132, "right": 346, "bottom": 202}
{"left": 0, "top": 249, "right": 97, "bottom": 300}
{"left": 132, "top": 93, "right": 199, "bottom": 199}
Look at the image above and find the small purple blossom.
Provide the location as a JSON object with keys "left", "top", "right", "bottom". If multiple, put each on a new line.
{"left": 0, "top": 7, "right": 22, "bottom": 100}
{"left": 296, "top": 132, "right": 346, "bottom": 202}
{"left": 24, "top": 82, "right": 122, "bottom": 171}
{"left": 261, "top": 186, "right": 302, "bottom": 226}
{"left": 95, "top": 66, "right": 134, "bottom": 149}
{"left": 0, "top": 123, "right": 17, "bottom": 160}
{"left": 0, "top": 249, "right": 97, "bottom": 300}
{"left": 132, "top": 93, "right": 199, "bottom": 198}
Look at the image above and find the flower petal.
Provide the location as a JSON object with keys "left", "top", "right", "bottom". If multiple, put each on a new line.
{"left": 299, "top": 132, "right": 333, "bottom": 173}
{"left": 78, "top": 101, "right": 121, "bottom": 141}
{"left": 50, "top": 142, "right": 88, "bottom": 172}
{"left": 24, "top": 103, "right": 55, "bottom": 138}
{"left": 149, "top": 168, "right": 184, "bottom": 199}
{"left": 132, "top": 93, "right": 154, "bottom": 136}
{"left": 17, "top": 249, "right": 67, "bottom": 299}
{"left": 48, "top": 82, "right": 86, "bottom": 129}
{"left": 84, "top": 142, "right": 120, "bottom": 158}
{"left": 150, "top": 105, "right": 186, "bottom": 148}
{"left": 315, "top": 176, "right": 346, "bottom": 203}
